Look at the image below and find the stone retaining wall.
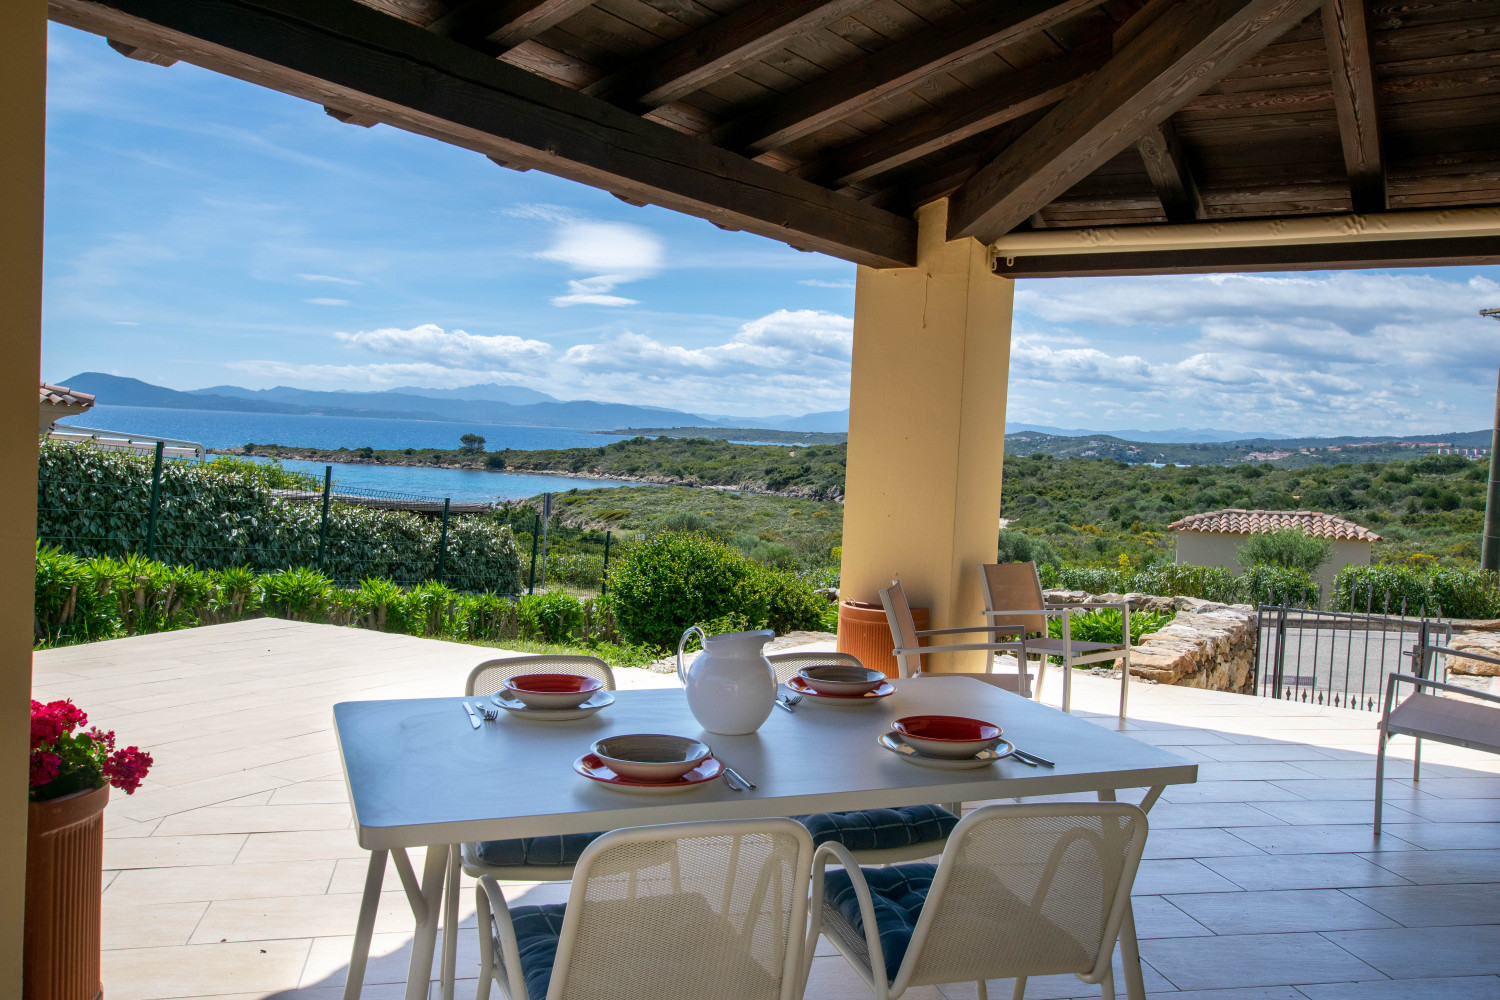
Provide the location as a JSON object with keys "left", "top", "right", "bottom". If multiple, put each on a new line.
{"left": 1043, "top": 589, "right": 1258, "bottom": 694}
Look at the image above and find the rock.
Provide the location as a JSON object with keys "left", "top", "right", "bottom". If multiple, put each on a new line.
{"left": 1125, "top": 606, "right": 1257, "bottom": 694}
{"left": 1445, "top": 632, "right": 1500, "bottom": 675}
{"left": 1172, "top": 595, "right": 1230, "bottom": 614}
{"left": 1043, "top": 589, "right": 1090, "bottom": 605}
{"left": 1124, "top": 592, "right": 1177, "bottom": 612}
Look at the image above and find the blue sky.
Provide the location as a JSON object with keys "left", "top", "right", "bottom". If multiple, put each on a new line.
{"left": 40, "top": 23, "right": 1500, "bottom": 435}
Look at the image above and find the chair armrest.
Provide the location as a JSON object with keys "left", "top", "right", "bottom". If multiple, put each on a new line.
{"left": 914, "top": 625, "right": 1023, "bottom": 637}
{"left": 810, "top": 842, "right": 886, "bottom": 988}
{"left": 983, "top": 608, "right": 1069, "bottom": 618}
{"left": 893, "top": 642, "right": 1026, "bottom": 656}
{"left": 476, "top": 876, "right": 529, "bottom": 1000}
{"left": 1390, "top": 672, "right": 1500, "bottom": 706}
{"left": 1048, "top": 601, "right": 1130, "bottom": 611}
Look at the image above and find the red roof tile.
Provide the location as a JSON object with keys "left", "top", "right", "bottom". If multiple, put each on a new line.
{"left": 1169, "top": 508, "right": 1380, "bottom": 542}
{"left": 40, "top": 381, "right": 96, "bottom": 408}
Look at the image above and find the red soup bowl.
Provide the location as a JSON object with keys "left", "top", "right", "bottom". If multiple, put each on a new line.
{"left": 503, "top": 673, "right": 604, "bottom": 710}
{"left": 590, "top": 734, "right": 712, "bottom": 782}
{"left": 893, "top": 715, "right": 1003, "bottom": 759}
{"left": 796, "top": 664, "right": 888, "bottom": 696}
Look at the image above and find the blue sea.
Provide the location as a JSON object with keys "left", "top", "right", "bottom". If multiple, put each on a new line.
{"left": 58, "top": 404, "right": 632, "bottom": 503}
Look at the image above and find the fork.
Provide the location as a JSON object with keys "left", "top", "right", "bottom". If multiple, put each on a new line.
{"left": 473, "top": 701, "right": 499, "bottom": 722}
{"left": 775, "top": 690, "right": 803, "bottom": 713}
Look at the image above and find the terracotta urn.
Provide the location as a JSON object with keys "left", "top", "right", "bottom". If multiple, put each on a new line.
{"left": 837, "top": 599, "right": 928, "bottom": 678}
{"left": 25, "top": 783, "right": 108, "bottom": 1000}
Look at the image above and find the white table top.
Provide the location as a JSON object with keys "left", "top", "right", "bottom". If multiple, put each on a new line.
{"left": 334, "top": 675, "right": 1197, "bottom": 849}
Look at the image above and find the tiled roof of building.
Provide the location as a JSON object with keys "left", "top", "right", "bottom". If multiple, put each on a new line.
{"left": 1169, "top": 509, "right": 1380, "bottom": 542}
{"left": 40, "top": 381, "right": 95, "bottom": 408}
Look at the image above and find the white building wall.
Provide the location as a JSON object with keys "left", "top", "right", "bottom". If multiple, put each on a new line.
{"left": 1174, "top": 530, "right": 1372, "bottom": 603}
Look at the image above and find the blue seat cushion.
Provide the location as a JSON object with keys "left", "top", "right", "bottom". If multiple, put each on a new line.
{"left": 824, "top": 863, "right": 937, "bottom": 982}
{"left": 474, "top": 832, "right": 601, "bottom": 868}
{"left": 795, "top": 805, "right": 957, "bottom": 853}
{"left": 510, "top": 903, "right": 567, "bottom": 1000}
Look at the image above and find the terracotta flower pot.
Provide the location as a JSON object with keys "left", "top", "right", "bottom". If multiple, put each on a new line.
{"left": 836, "top": 600, "right": 928, "bottom": 678}
{"left": 25, "top": 783, "right": 108, "bottom": 1000}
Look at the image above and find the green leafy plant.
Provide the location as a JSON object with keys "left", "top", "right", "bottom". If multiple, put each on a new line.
{"left": 1237, "top": 529, "right": 1332, "bottom": 574}
{"left": 257, "top": 566, "right": 335, "bottom": 621}
{"left": 1048, "top": 607, "right": 1175, "bottom": 646}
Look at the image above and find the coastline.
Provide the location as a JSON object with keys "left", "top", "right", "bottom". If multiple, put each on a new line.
{"left": 210, "top": 445, "right": 843, "bottom": 501}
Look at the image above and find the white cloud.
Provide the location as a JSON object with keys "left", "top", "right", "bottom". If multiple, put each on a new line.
{"left": 305, "top": 297, "right": 350, "bottom": 306}
{"left": 535, "top": 220, "right": 664, "bottom": 308}
{"left": 297, "top": 273, "right": 360, "bottom": 285}
{"left": 799, "top": 279, "right": 854, "bottom": 288}
{"left": 228, "top": 360, "right": 530, "bottom": 388}
{"left": 334, "top": 323, "right": 551, "bottom": 367}
{"left": 562, "top": 310, "right": 852, "bottom": 375}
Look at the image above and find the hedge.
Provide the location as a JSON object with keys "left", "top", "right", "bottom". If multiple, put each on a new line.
{"left": 34, "top": 544, "right": 608, "bottom": 649}
{"left": 1039, "top": 562, "right": 1320, "bottom": 607}
{"left": 37, "top": 441, "right": 522, "bottom": 592}
{"left": 1333, "top": 564, "right": 1500, "bottom": 619}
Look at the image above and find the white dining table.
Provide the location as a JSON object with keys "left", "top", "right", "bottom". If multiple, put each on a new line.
{"left": 334, "top": 674, "right": 1196, "bottom": 1000}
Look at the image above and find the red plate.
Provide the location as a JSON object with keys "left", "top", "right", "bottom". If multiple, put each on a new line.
{"left": 506, "top": 673, "right": 604, "bottom": 695}
{"left": 786, "top": 675, "right": 895, "bottom": 700}
{"left": 574, "top": 753, "right": 724, "bottom": 793}
{"left": 893, "top": 715, "right": 1001, "bottom": 742}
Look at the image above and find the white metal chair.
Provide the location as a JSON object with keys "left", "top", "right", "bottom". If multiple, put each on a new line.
{"left": 980, "top": 562, "right": 1134, "bottom": 719}
{"left": 1376, "top": 644, "right": 1500, "bottom": 835}
{"left": 764, "top": 650, "right": 959, "bottom": 864}
{"left": 878, "top": 579, "right": 1032, "bottom": 692}
{"left": 808, "top": 802, "right": 1148, "bottom": 1000}
{"left": 475, "top": 817, "right": 815, "bottom": 1000}
{"left": 442, "top": 655, "right": 618, "bottom": 998}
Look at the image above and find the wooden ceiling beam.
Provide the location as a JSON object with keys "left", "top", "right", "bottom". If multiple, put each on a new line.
{"left": 587, "top": 0, "right": 875, "bottom": 109}
{"left": 107, "top": 37, "right": 176, "bottom": 63}
{"left": 52, "top": 0, "right": 916, "bottom": 268}
{"left": 717, "top": 0, "right": 1110, "bottom": 154}
{"left": 992, "top": 234, "right": 1500, "bottom": 277}
{"left": 1323, "top": 0, "right": 1385, "bottom": 212}
{"left": 1135, "top": 118, "right": 1204, "bottom": 222}
{"left": 425, "top": 0, "right": 595, "bottom": 52}
{"left": 947, "top": 0, "right": 1320, "bottom": 244}
{"left": 808, "top": 43, "right": 1106, "bottom": 190}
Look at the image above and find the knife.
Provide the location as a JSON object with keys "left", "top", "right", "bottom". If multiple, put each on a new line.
{"left": 462, "top": 701, "right": 482, "bottom": 729}
{"left": 1013, "top": 748, "right": 1055, "bottom": 767}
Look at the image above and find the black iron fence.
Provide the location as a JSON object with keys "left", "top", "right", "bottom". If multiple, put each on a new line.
{"left": 1254, "top": 602, "right": 1453, "bottom": 711}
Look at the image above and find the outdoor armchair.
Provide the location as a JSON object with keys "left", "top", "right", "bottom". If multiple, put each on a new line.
{"left": 878, "top": 579, "right": 1033, "bottom": 693}
{"left": 475, "top": 817, "right": 815, "bottom": 1000}
{"left": 980, "top": 562, "right": 1134, "bottom": 719}
{"left": 807, "top": 802, "right": 1148, "bottom": 1000}
{"left": 1375, "top": 644, "right": 1500, "bottom": 835}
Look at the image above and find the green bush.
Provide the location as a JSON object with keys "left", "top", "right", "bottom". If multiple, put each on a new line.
{"left": 37, "top": 441, "right": 521, "bottom": 591}
{"left": 1237, "top": 529, "right": 1332, "bottom": 574}
{"left": 609, "top": 531, "right": 825, "bottom": 650}
{"left": 1334, "top": 563, "right": 1500, "bottom": 618}
{"left": 1038, "top": 561, "right": 1317, "bottom": 607}
{"left": 1048, "top": 607, "right": 1176, "bottom": 646}
{"left": 996, "top": 530, "right": 1061, "bottom": 569}
{"left": 33, "top": 547, "right": 615, "bottom": 650}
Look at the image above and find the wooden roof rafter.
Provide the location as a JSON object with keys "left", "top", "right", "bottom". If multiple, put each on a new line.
{"left": 51, "top": 0, "right": 1500, "bottom": 275}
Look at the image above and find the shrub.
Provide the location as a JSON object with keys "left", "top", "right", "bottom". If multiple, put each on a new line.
{"left": 1334, "top": 563, "right": 1500, "bottom": 618}
{"left": 609, "top": 531, "right": 824, "bottom": 649}
{"left": 1237, "top": 529, "right": 1332, "bottom": 574}
{"left": 1048, "top": 607, "right": 1175, "bottom": 646}
{"left": 996, "top": 530, "right": 1061, "bottom": 569}
{"left": 517, "top": 591, "right": 586, "bottom": 643}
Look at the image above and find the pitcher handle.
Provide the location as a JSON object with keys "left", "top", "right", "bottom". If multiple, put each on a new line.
{"left": 676, "top": 626, "right": 707, "bottom": 685}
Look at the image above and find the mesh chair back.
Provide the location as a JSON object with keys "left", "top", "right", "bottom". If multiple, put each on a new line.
{"left": 466, "top": 654, "right": 616, "bottom": 697}
{"left": 766, "top": 650, "right": 867, "bottom": 685}
{"left": 550, "top": 819, "right": 813, "bottom": 1000}
{"left": 898, "top": 803, "right": 1146, "bottom": 990}
{"left": 980, "top": 562, "right": 1048, "bottom": 639}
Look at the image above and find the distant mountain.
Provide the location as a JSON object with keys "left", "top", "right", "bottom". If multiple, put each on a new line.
{"left": 1006, "top": 422, "right": 1289, "bottom": 443}
{"left": 58, "top": 373, "right": 725, "bottom": 432}
{"left": 393, "top": 384, "right": 558, "bottom": 405}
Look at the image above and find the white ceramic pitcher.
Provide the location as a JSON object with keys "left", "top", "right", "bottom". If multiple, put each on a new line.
{"left": 676, "top": 627, "right": 777, "bottom": 735}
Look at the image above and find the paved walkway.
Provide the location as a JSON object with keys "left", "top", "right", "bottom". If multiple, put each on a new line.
{"left": 33, "top": 619, "right": 1500, "bottom": 1000}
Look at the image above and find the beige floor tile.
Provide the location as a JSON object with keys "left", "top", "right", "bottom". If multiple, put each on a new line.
{"left": 1388, "top": 797, "right": 1500, "bottom": 822}
{"left": 1131, "top": 859, "right": 1241, "bottom": 895}
{"left": 1375, "top": 821, "right": 1500, "bottom": 850}
{"left": 1224, "top": 823, "right": 1420, "bottom": 855}
{"left": 1247, "top": 798, "right": 1415, "bottom": 827}
{"left": 1198, "top": 743, "right": 1334, "bottom": 762}
{"left": 1142, "top": 827, "right": 1267, "bottom": 860}
{"left": 1143, "top": 932, "right": 1380, "bottom": 989}
{"left": 1128, "top": 894, "right": 1213, "bottom": 939}
{"left": 300, "top": 929, "right": 481, "bottom": 988}
{"left": 101, "top": 900, "right": 209, "bottom": 950}
{"left": 1144, "top": 802, "right": 1283, "bottom": 829}
{"left": 106, "top": 859, "right": 336, "bottom": 904}
{"left": 236, "top": 829, "right": 368, "bottom": 864}
{"left": 155, "top": 803, "right": 353, "bottom": 836}
{"left": 1325, "top": 925, "right": 1500, "bottom": 979}
{"left": 102, "top": 938, "right": 312, "bottom": 1000}
{"left": 1164, "top": 887, "right": 1398, "bottom": 934}
{"left": 1268, "top": 778, "right": 1433, "bottom": 802}
{"left": 1343, "top": 881, "right": 1500, "bottom": 929}
{"left": 1161, "top": 780, "right": 1307, "bottom": 803}
{"left": 106, "top": 834, "right": 247, "bottom": 870}
{"left": 1297, "top": 975, "right": 1500, "bottom": 1000}
{"left": 188, "top": 891, "right": 434, "bottom": 944}
{"left": 1202, "top": 852, "right": 1412, "bottom": 891}
{"left": 270, "top": 780, "right": 350, "bottom": 805}
{"left": 1362, "top": 847, "right": 1500, "bottom": 884}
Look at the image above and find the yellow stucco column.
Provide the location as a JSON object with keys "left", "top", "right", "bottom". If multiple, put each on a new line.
{"left": 1, "top": 0, "right": 46, "bottom": 993}
{"left": 840, "top": 199, "right": 1013, "bottom": 671}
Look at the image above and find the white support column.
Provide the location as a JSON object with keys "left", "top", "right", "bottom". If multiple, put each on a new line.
{"left": 1, "top": 0, "right": 48, "bottom": 993}
{"left": 840, "top": 199, "right": 1013, "bottom": 671}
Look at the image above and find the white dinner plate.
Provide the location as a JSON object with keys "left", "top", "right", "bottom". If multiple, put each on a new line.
{"left": 786, "top": 675, "right": 895, "bottom": 706}
{"left": 878, "top": 730, "right": 1014, "bottom": 769}
{"left": 492, "top": 689, "right": 614, "bottom": 721}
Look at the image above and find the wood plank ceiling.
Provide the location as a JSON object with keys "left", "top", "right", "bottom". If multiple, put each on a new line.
{"left": 49, "top": 0, "right": 1500, "bottom": 273}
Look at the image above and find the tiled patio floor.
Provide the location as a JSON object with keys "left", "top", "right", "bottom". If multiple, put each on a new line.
{"left": 34, "top": 618, "right": 1500, "bottom": 1000}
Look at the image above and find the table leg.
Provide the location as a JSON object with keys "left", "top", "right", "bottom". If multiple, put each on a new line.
{"left": 442, "top": 845, "right": 460, "bottom": 1000}
{"left": 405, "top": 844, "right": 449, "bottom": 1000}
{"left": 1098, "top": 788, "right": 1154, "bottom": 1000}
{"left": 343, "top": 849, "right": 388, "bottom": 1000}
